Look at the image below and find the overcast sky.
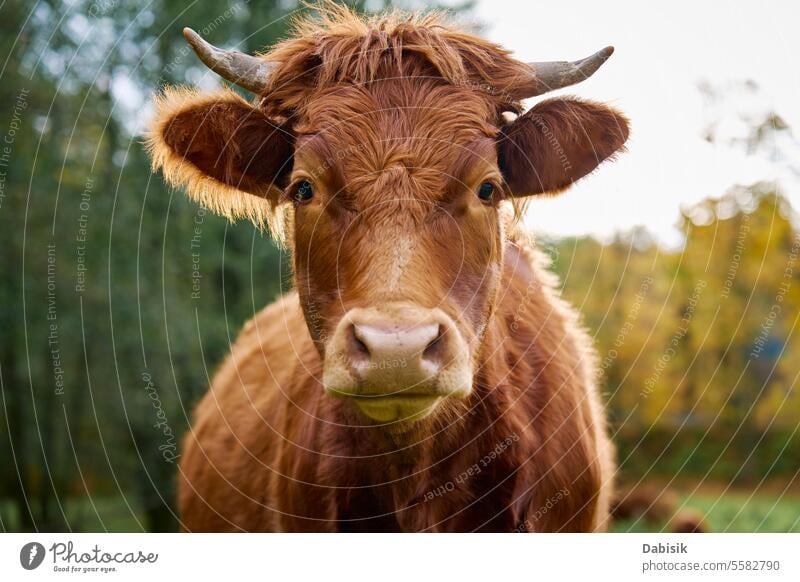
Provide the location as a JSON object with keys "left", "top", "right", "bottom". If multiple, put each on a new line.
{"left": 472, "top": 0, "right": 800, "bottom": 245}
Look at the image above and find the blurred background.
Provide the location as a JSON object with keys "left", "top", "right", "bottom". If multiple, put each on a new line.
{"left": 0, "top": 0, "right": 798, "bottom": 532}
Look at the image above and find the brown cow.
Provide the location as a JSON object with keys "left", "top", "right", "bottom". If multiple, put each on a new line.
{"left": 147, "top": 4, "right": 629, "bottom": 532}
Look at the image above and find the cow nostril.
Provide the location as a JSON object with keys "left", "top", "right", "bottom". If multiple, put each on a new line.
{"left": 422, "top": 324, "right": 445, "bottom": 363}
{"left": 348, "top": 324, "right": 371, "bottom": 362}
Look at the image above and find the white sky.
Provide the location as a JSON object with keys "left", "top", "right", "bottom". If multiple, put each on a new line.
{"left": 473, "top": 0, "right": 800, "bottom": 245}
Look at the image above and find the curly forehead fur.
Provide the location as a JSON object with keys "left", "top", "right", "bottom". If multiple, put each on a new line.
{"left": 261, "top": 3, "right": 529, "bottom": 118}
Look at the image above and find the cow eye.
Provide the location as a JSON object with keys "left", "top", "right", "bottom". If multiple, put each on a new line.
{"left": 477, "top": 182, "right": 495, "bottom": 201}
{"left": 292, "top": 180, "right": 314, "bottom": 204}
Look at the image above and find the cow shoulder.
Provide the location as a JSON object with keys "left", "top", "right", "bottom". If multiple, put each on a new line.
{"left": 178, "top": 292, "right": 316, "bottom": 531}
{"left": 499, "top": 239, "right": 614, "bottom": 531}
{"left": 196, "top": 291, "right": 311, "bottom": 420}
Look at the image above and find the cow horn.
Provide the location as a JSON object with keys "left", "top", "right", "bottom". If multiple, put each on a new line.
{"left": 182, "top": 27, "right": 272, "bottom": 94}
{"left": 513, "top": 46, "right": 615, "bottom": 99}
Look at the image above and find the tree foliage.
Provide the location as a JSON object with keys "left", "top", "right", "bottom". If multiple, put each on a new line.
{"left": 551, "top": 184, "right": 800, "bottom": 482}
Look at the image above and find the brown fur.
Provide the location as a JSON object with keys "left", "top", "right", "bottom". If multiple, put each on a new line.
{"left": 178, "top": 246, "right": 613, "bottom": 532}
{"left": 499, "top": 98, "right": 630, "bottom": 196}
{"left": 146, "top": 88, "right": 293, "bottom": 238}
{"left": 148, "top": 4, "right": 630, "bottom": 532}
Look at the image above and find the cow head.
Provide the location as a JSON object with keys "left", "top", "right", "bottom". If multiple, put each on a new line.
{"left": 147, "top": 7, "right": 628, "bottom": 426}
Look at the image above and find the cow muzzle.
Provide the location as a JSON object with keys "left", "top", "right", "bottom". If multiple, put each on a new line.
{"left": 322, "top": 303, "right": 472, "bottom": 422}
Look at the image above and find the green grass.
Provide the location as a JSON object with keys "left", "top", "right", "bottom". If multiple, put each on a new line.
{"left": 4, "top": 489, "right": 800, "bottom": 532}
{"left": 612, "top": 491, "right": 800, "bottom": 533}
{"left": 1, "top": 497, "right": 146, "bottom": 532}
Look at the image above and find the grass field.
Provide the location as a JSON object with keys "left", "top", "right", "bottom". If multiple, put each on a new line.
{"left": 612, "top": 487, "right": 800, "bottom": 533}
{"left": 4, "top": 485, "right": 800, "bottom": 532}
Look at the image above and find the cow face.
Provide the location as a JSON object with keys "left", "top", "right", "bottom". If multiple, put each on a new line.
{"left": 290, "top": 82, "right": 504, "bottom": 424}
{"left": 147, "top": 18, "right": 628, "bottom": 426}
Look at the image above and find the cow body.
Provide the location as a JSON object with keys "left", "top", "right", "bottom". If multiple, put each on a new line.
{"left": 150, "top": 5, "right": 627, "bottom": 533}
{"left": 179, "top": 240, "right": 613, "bottom": 532}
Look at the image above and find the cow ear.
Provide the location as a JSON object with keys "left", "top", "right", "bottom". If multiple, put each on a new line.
{"left": 497, "top": 98, "right": 629, "bottom": 196}
{"left": 146, "top": 87, "right": 294, "bottom": 228}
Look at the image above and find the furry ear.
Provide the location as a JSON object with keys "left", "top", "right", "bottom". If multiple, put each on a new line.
{"left": 497, "top": 98, "right": 629, "bottom": 196}
{"left": 146, "top": 87, "right": 294, "bottom": 230}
